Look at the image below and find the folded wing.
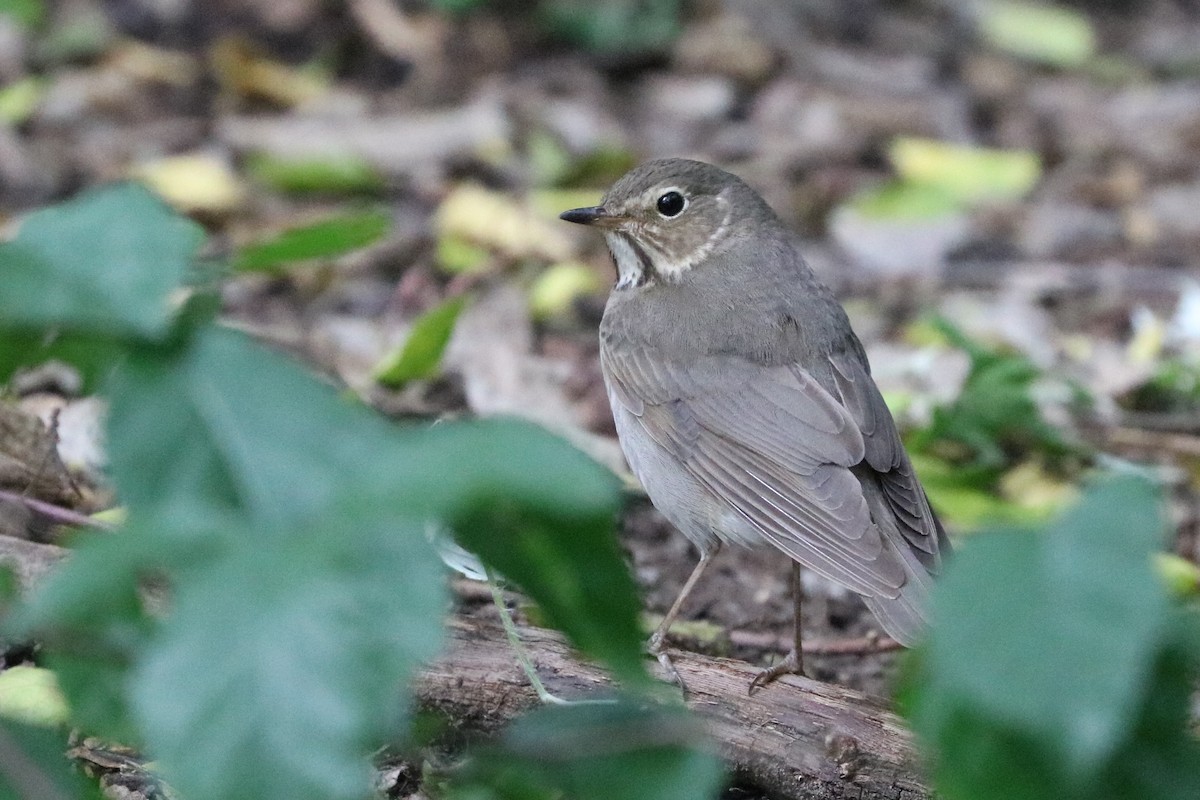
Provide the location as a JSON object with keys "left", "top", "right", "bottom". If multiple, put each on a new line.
{"left": 601, "top": 345, "right": 934, "bottom": 603}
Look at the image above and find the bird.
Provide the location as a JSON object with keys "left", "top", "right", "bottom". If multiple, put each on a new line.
{"left": 559, "top": 158, "right": 950, "bottom": 692}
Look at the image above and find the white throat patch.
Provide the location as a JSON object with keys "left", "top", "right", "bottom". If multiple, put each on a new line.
{"left": 606, "top": 233, "right": 648, "bottom": 289}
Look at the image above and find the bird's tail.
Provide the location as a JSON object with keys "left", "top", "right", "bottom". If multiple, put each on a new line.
{"left": 859, "top": 483, "right": 948, "bottom": 646}
{"left": 861, "top": 539, "right": 935, "bottom": 646}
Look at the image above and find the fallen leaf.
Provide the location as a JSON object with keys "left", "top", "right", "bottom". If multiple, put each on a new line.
{"left": 135, "top": 154, "right": 245, "bottom": 215}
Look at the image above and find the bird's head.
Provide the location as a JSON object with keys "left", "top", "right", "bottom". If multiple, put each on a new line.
{"left": 560, "top": 158, "right": 773, "bottom": 289}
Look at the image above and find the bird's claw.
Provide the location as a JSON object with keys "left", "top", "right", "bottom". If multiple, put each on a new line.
{"left": 647, "top": 633, "right": 689, "bottom": 695}
{"left": 748, "top": 649, "right": 804, "bottom": 695}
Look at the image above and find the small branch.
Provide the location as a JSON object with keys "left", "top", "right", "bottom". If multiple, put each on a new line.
{"left": 730, "top": 628, "right": 904, "bottom": 656}
{"left": 1103, "top": 426, "right": 1200, "bottom": 459}
{"left": 0, "top": 490, "right": 114, "bottom": 532}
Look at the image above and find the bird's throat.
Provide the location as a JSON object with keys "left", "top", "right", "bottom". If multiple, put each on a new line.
{"left": 606, "top": 232, "right": 657, "bottom": 290}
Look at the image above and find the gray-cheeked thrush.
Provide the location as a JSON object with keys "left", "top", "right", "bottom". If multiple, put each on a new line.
{"left": 561, "top": 158, "right": 950, "bottom": 691}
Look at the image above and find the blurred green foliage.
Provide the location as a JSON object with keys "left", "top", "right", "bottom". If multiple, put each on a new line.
{"left": 911, "top": 318, "right": 1077, "bottom": 476}
{"left": 0, "top": 184, "right": 715, "bottom": 800}
{"left": 1123, "top": 357, "right": 1200, "bottom": 414}
{"left": 449, "top": 701, "right": 724, "bottom": 800}
{"left": 0, "top": 76, "right": 43, "bottom": 124}
{"left": 374, "top": 294, "right": 470, "bottom": 387}
{"left": 901, "top": 476, "right": 1200, "bottom": 800}
{"left": 245, "top": 154, "right": 386, "bottom": 197}
{"left": 903, "top": 318, "right": 1087, "bottom": 529}
{"left": 852, "top": 138, "right": 1042, "bottom": 222}
{"left": 977, "top": 0, "right": 1097, "bottom": 68}
{"left": 539, "top": 0, "right": 682, "bottom": 55}
{"left": 0, "top": 720, "right": 104, "bottom": 800}
{"left": 233, "top": 209, "right": 391, "bottom": 272}
{"left": 425, "top": 0, "right": 682, "bottom": 54}
{"left": 0, "top": 0, "right": 43, "bottom": 28}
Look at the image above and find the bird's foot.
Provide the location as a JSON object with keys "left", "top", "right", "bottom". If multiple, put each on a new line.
{"left": 748, "top": 649, "right": 804, "bottom": 695}
{"left": 647, "top": 631, "right": 688, "bottom": 695}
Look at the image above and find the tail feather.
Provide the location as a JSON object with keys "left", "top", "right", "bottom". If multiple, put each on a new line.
{"left": 861, "top": 539, "right": 934, "bottom": 645}
{"left": 858, "top": 478, "right": 945, "bottom": 645}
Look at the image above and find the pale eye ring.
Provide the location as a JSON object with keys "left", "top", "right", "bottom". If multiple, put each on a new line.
{"left": 656, "top": 190, "right": 686, "bottom": 218}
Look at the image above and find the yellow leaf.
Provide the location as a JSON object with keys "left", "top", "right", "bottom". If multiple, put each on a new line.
{"left": 210, "top": 37, "right": 327, "bottom": 107}
{"left": 436, "top": 184, "right": 572, "bottom": 264}
{"left": 529, "top": 262, "right": 604, "bottom": 320}
{"left": 979, "top": 0, "right": 1097, "bottom": 68}
{"left": 1155, "top": 553, "right": 1200, "bottom": 598}
{"left": 998, "top": 460, "right": 1077, "bottom": 519}
{"left": 0, "top": 77, "right": 44, "bottom": 124}
{"left": 134, "top": 153, "right": 245, "bottom": 214}
{"left": 0, "top": 666, "right": 69, "bottom": 727}
{"left": 890, "top": 137, "right": 1041, "bottom": 203}
{"left": 109, "top": 41, "right": 200, "bottom": 88}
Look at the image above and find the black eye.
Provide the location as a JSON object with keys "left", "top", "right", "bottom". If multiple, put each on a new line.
{"left": 656, "top": 191, "right": 686, "bottom": 217}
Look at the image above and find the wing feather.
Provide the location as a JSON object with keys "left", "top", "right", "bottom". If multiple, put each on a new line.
{"left": 830, "top": 352, "right": 945, "bottom": 566}
{"left": 605, "top": 345, "right": 912, "bottom": 597}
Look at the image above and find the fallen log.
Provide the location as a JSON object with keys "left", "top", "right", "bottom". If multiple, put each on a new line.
{"left": 416, "top": 616, "right": 931, "bottom": 800}
{"left": 0, "top": 537, "right": 931, "bottom": 799}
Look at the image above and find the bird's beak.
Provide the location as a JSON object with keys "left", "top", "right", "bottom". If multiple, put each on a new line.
{"left": 559, "top": 205, "right": 621, "bottom": 228}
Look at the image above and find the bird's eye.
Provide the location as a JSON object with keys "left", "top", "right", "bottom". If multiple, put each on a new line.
{"left": 656, "top": 191, "right": 686, "bottom": 218}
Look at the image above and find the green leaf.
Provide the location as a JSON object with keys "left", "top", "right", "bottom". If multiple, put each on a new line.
{"left": 246, "top": 154, "right": 385, "bottom": 196}
{"left": 539, "top": 0, "right": 682, "bottom": 55}
{"left": 1156, "top": 553, "right": 1200, "bottom": 598}
{"left": 104, "top": 325, "right": 411, "bottom": 528}
{"left": 529, "top": 263, "right": 602, "bottom": 320}
{"left": 374, "top": 295, "right": 469, "bottom": 387}
{"left": 104, "top": 324, "right": 641, "bottom": 683}
{"left": 0, "top": 721, "right": 103, "bottom": 800}
{"left": 889, "top": 138, "right": 1042, "bottom": 204}
{"left": 0, "top": 183, "right": 203, "bottom": 338}
{"left": 0, "top": 329, "right": 123, "bottom": 391}
{"left": 0, "top": 0, "right": 44, "bottom": 28}
{"left": 455, "top": 700, "right": 724, "bottom": 800}
{"left": 978, "top": 1, "right": 1097, "bottom": 68}
{"left": 436, "top": 235, "right": 492, "bottom": 275}
{"left": 233, "top": 210, "right": 390, "bottom": 272}
{"left": 910, "top": 318, "right": 1075, "bottom": 478}
{"left": 132, "top": 513, "right": 444, "bottom": 800}
{"left": 12, "top": 532, "right": 158, "bottom": 744}
{"left": 849, "top": 181, "right": 963, "bottom": 221}
{"left": 426, "top": 0, "right": 487, "bottom": 14}
{"left": 902, "top": 476, "right": 1200, "bottom": 800}
{"left": 909, "top": 452, "right": 1022, "bottom": 529}
{"left": 107, "top": 326, "right": 623, "bottom": 531}
{"left": 0, "top": 77, "right": 43, "bottom": 124}
{"left": 454, "top": 494, "right": 650, "bottom": 691}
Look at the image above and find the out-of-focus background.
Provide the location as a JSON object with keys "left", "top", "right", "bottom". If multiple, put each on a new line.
{"left": 3, "top": 0, "right": 1200, "bottom": 693}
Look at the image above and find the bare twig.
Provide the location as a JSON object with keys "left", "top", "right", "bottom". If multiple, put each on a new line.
{"left": 730, "top": 628, "right": 904, "bottom": 656}
{"left": 0, "top": 490, "right": 113, "bottom": 532}
{"left": 1103, "top": 426, "right": 1200, "bottom": 459}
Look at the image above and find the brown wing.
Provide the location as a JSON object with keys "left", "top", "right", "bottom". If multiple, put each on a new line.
{"left": 829, "top": 352, "right": 948, "bottom": 571}
{"left": 601, "top": 344, "right": 910, "bottom": 599}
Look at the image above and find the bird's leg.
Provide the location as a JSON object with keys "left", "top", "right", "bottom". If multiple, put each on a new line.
{"left": 648, "top": 541, "right": 721, "bottom": 689}
{"left": 749, "top": 561, "right": 806, "bottom": 694}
